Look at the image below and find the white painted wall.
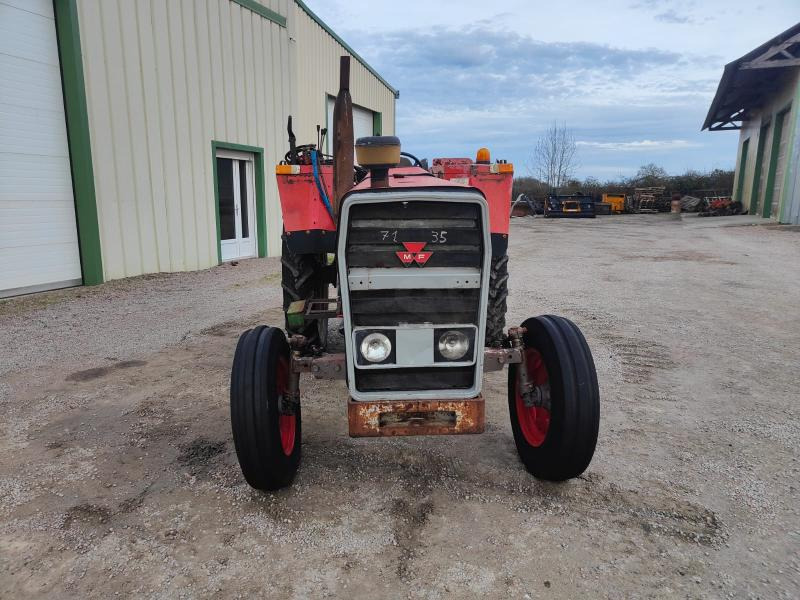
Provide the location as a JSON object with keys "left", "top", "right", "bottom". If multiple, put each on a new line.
{"left": 76, "top": 0, "right": 396, "bottom": 280}
{"left": 291, "top": 2, "right": 396, "bottom": 147}
{"left": 0, "top": 0, "right": 83, "bottom": 296}
{"left": 77, "top": 0, "right": 292, "bottom": 279}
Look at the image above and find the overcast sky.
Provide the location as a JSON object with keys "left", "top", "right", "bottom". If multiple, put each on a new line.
{"left": 307, "top": 0, "right": 800, "bottom": 179}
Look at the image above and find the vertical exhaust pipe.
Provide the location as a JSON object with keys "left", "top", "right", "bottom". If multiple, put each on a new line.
{"left": 332, "top": 56, "right": 354, "bottom": 217}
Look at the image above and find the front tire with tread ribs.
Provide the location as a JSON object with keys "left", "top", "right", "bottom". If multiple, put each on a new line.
{"left": 485, "top": 254, "right": 509, "bottom": 347}
{"left": 508, "top": 315, "right": 599, "bottom": 480}
{"left": 230, "top": 326, "right": 301, "bottom": 491}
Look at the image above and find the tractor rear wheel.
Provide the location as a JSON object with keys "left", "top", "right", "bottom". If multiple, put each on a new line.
{"left": 485, "top": 254, "right": 509, "bottom": 347}
{"left": 508, "top": 315, "right": 599, "bottom": 481}
{"left": 230, "top": 326, "right": 301, "bottom": 491}
{"left": 281, "top": 235, "right": 328, "bottom": 343}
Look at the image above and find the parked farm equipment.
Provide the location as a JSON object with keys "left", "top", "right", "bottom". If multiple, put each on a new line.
{"left": 602, "top": 193, "right": 625, "bottom": 214}
{"left": 229, "top": 58, "right": 600, "bottom": 491}
{"left": 698, "top": 196, "right": 743, "bottom": 217}
{"left": 627, "top": 187, "right": 669, "bottom": 213}
{"left": 594, "top": 202, "right": 612, "bottom": 215}
{"left": 545, "top": 193, "right": 596, "bottom": 218}
{"left": 510, "top": 193, "right": 543, "bottom": 217}
{"left": 679, "top": 195, "right": 704, "bottom": 213}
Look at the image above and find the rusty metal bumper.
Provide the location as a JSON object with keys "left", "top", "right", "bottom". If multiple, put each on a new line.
{"left": 347, "top": 396, "right": 484, "bottom": 437}
{"left": 292, "top": 348, "right": 522, "bottom": 437}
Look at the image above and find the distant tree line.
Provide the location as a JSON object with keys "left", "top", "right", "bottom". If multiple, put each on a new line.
{"left": 513, "top": 163, "right": 735, "bottom": 200}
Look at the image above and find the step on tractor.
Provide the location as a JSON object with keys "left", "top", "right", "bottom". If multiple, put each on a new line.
{"left": 230, "top": 58, "right": 600, "bottom": 491}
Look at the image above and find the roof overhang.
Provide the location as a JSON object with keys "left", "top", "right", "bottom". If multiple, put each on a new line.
{"left": 703, "top": 23, "right": 800, "bottom": 131}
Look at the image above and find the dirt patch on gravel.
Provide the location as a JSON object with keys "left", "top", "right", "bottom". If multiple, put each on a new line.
{"left": 62, "top": 503, "right": 113, "bottom": 530}
{"left": 1, "top": 217, "right": 798, "bottom": 598}
{"left": 65, "top": 360, "right": 148, "bottom": 382}
{"left": 178, "top": 438, "right": 227, "bottom": 473}
{"left": 601, "top": 334, "right": 674, "bottom": 384}
{"left": 622, "top": 249, "right": 737, "bottom": 265}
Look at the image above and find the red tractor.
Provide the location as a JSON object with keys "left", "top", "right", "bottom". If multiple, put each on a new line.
{"left": 698, "top": 196, "right": 743, "bottom": 217}
{"left": 230, "top": 58, "right": 599, "bottom": 490}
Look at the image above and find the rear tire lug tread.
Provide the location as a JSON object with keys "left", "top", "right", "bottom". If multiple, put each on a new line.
{"left": 485, "top": 254, "right": 509, "bottom": 347}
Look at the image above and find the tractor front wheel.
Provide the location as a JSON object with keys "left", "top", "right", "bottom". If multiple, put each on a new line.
{"left": 230, "top": 326, "right": 301, "bottom": 491}
{"left": 508, "top": 315, "right": 599, "bottom": 481}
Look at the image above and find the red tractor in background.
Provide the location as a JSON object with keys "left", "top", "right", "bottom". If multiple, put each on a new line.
{"left": 699, "top": 196, "right": 743, "bottom": 217}
{"left": 230, "top": 58, "right": 599, "bottom": 491}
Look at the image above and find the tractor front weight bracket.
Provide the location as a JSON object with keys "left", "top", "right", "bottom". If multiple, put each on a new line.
{"left": 292, "top": 353, "right": 347, "bottom": 380}
{"left": 292, "top": 347, "right": 524, "bottom": 383}
{"left": 483, "top": 346, "right": 523, "bottom": 371}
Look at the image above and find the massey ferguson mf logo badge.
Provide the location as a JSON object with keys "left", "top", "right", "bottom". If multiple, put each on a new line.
{"left": 396, "top": 242, "right": 433, "bottom": 267}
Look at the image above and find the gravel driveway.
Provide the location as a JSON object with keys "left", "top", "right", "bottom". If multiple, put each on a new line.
{"left": 1, "top": 214, "right": 798, "bottom": 598}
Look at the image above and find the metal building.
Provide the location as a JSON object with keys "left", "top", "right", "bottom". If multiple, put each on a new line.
{"left": 0, "top": 0, "right": 397, "bottom": 298}
{"left": 704, "top": 23, "right": 800, "bottom": 225}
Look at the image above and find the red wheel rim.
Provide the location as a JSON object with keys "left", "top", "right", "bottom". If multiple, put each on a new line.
{"left": 515, "top": 348, "right": 551, "bottom": 447}
{"left": 276, "top": 357, "right": 296, "bottom": 456}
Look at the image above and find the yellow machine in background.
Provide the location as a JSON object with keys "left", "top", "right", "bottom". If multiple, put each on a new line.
{"left": 602, "top": 193, "right": 625, "bottom": 214}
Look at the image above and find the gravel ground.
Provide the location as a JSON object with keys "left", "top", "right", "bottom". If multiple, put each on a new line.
{"left": 1, "top": 214, "right": 798, "bottom": 598}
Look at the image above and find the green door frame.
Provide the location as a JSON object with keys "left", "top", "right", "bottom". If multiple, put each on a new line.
{"left": 53, "top": 0, "right": 103, "bottom": 285}
{"left": 763, "top": 105, "right": 791, "bottom": 218}
{"left": 749, "top": 122, "right": 769, "bottom": 217}
{"left": 735, "top": 138, "right": 749, "bottom": 204}
{"left": 211, "top": 141, "right": 266, "bottom": 263}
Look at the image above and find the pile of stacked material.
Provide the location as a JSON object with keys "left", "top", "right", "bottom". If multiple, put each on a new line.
{"left": 680, "top": 195, "right": 703, "bottom": 212}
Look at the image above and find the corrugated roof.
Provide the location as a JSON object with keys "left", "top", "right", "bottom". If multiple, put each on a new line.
{"left": 703, "top": 22, "right": 800, "bottom": 131}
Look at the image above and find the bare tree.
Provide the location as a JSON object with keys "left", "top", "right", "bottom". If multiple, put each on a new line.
{"left": 633, "top": 163, "right": 668, "bottom": 187}
{"left": 530, "top": 122, "right": 578, "bottom": 194}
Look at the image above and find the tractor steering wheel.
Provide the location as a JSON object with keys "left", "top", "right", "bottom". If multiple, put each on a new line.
{"left": 400, "top": 151, "right": 422, "bottom": 167}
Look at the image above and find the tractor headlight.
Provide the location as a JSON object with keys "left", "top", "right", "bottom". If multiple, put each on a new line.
{"left": 360, "top": 333, "right": 393, "bottom": 363}
{"left": 437, "top": 330, "right": 470, "bottom": 361}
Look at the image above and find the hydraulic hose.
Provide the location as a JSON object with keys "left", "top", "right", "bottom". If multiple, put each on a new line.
{"left": 311, "top": 150, "right": 335, "bottom": 221}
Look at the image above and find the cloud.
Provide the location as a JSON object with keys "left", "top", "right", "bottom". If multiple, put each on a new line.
{"left": 654, "top": 9, "right": 693, "bottom": 23}
{"left": 629, "top": 0, "right": 703, "bottom": 25}
{"left": 576, "top": 139, "right": 702, "bottom": 151}
{"left": 628, "top": 0, "right": 666, "bottom": 8}
{"left": 349, "top": 25, "right": 701, "bottom": 112}
{"left": 328, "top": 22, "right": 735, "bottom": 176}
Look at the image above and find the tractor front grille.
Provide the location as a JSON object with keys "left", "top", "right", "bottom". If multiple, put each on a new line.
{"left": 349, "top": 288, "right": 480, "bottom": 327}
{"left": 345, "top": 201, "right": 482, "bottom": 269}
{"left": 355, "top": 366, "right": 476, "bottom": 393}
{"left": 340, "top": 197, "right": 488, "bottom": 397}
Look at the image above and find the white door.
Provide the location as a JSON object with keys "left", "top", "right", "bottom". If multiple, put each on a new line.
{"left": 216, "top": 150, "right": 256, "bottom": 261}
{"left": 326, "top": 98, "right": 375, "bottom": 162}
{"left": 0, "top": 0, "right": 83, "bottom": 297}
